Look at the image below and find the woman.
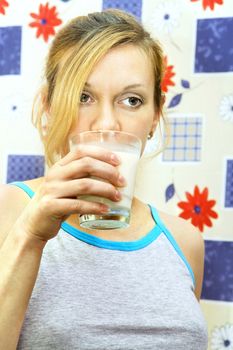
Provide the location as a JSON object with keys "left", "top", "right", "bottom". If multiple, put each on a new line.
{"left": 0, "top": 9, "right": 208, "bottom": 349}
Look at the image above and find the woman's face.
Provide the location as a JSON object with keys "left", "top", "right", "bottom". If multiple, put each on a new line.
{"left": 71, "top": 44, "right": 159, "bottom": 152}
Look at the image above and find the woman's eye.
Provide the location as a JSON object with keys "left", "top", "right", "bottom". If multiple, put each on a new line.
{"left": 80, "top": 93, "right": 91, "bottom": 104}
{"left": 122, "top": 97, "right": 142, "bottom": 107}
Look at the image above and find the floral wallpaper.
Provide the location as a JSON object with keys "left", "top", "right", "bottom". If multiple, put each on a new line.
{"left": 29, "top": 3, "right": 62, "bottom": 42}
{"left": 0, "top": 0, "right": 232, "bottom": 349}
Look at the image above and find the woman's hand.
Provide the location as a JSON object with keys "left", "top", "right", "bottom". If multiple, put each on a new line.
{"left": 18, "top": 145, "right": 126, "bottom": 243}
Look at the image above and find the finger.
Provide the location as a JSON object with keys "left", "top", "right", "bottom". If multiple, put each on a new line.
{"left": 51, "top": 157, "right": 126, "bottom": 187}
{"left": 57, "top": 145, "right": 121, "bottom": 167}
{"left": 50, "top": 178, "right": 122, "bottom": 202}
{"left": 51, "top": 198, "right": 110, "bottom": 217}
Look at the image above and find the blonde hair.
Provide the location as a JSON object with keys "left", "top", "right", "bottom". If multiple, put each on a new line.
{"left": 32, "top": 9, "right": 165, "bottom": 166}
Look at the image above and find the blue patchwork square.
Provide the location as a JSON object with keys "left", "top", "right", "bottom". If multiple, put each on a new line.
{"left": 162, "top": 117, "right": 202, "bottom": 162}
{"left": 7, "top": 155, "right": 45, "bottom": 183}
{"left": 0, "top": 26, "right": 22, "bottom": 75}
{"left": 225, "top": 159, "right": 233, "bottom": 208}
{"left": 195, "top": 17, "right": 233, "bottom": 73}
{"left": 202, "top": 240, "right": 233, "bottom": 302}
{"left": 102, "top": 0, "right": 142, "bottom": 19}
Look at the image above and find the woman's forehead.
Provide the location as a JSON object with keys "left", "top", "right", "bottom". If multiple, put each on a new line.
{"left": 85, "top": 44, "right": 154, "bottom": 88}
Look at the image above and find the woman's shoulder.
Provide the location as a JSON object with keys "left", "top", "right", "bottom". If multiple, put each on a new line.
{"left": 0, "top": 178, "right": 43, "bottom": 246}
{"left": 157, "top": 209, "right": 204, "bottom": 254}
{"left": 0, "top": 177, "right": 42, "bottom": 201}
{"left": 157, "top": 209, "right": 205, "bottom": 300}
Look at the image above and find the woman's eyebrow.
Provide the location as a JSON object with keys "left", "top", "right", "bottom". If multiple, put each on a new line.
{"left": 122, "top": 83, "right": 146, "bottom": 91}
{"left": 84, "top": 82, "right": 91, "bottom": 87}
{"left": 84, "top": 82, "right": 146, "bottom": 90}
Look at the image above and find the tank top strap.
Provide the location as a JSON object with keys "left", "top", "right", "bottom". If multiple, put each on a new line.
{"left": 9, "top": 181, "right": 35, "bottom": 198}
{"left": 148, "top": 205, "right": 195, "bottom": 286}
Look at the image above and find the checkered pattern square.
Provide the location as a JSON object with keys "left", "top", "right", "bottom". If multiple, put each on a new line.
{"left": 7, "top": 155, "right": 45, "bottom": 183}
{"left": 102, "top": 0, "right": 142, "bottom": 18}
{"left": 162, "top": 117, "right": 202, "bottom": 162}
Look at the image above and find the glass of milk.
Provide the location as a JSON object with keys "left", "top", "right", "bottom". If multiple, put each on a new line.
{"left": 70, "top": 130, "right": 142, "bottom": 229}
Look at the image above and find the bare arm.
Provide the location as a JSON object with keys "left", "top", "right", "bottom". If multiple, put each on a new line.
{"left": 0, "top": 220, "right": 46, "bottom": 350}
{"left": 172, "top": 219, "right": 205, "bottom": 301}
{"left": 0, "top": 145, "right": 124, "bottom": 348}
{"left": 186, "top": 226, "right": 205, "bottom": 301}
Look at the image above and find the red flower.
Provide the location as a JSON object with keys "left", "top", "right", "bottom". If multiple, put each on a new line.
{"left": 190, "top": 0, "right": 224, "bottom": 10}
{"left": 0, "top": 0, "right": 9, "bottom": 15}
{"left": 177, "top": 186, "right": 218, "bottom": 232}
{"left": 161, "top": 56, "right": 176, "bottom": 93}
{"left": 29, "top": 2, "right": 62, "bottom": 42}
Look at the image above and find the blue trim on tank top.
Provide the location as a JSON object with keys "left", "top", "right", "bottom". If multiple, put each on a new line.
{"left": 10, "top": 181, "right": 35, "bottom": 198}
{"left": 61, "top": 221, "right": 162, "bottom": 251}
{"left": 9, "top": 181, "right": 195, "bottom": 286}
{"left": 149, "top": 206, "right": 195, "bottom": 286}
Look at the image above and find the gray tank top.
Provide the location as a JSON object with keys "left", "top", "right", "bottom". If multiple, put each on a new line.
{"left": 12, "top": 182, "right": 208, "bottom": 350}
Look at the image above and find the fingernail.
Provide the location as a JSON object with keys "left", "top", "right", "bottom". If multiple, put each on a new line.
{"left": 110, "top": 154, "right": 120, "bottom": 165}
{"left": 115, "top": 190, "right": 122, "bottom": 201}
{"left": 118, "top": 175, "right": 126, "bottom": 186}
{"left": 100, "top": 205, "right": 110, "bottom": 213}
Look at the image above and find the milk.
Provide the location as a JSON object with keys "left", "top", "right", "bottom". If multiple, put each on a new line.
{"left": 80, "top": 143, "right": 140, "bottom": 214}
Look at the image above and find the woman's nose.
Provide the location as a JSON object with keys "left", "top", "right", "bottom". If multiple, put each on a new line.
{"left": 91, "top": 102, "right": 120, "bottom": 131}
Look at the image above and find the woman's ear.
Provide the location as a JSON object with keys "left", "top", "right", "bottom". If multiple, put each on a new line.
{"left": 41, "top": 113, "right": 48, "bottom": 137}
{"left": 41, "top": 85, "right": 49, "bottom": 112}
{"left": 161, "top": 93, "right": 166, "bottom": 106}
{"left": 151, "top": 116, "right": 159, "bottom": 136}
{"left": 40, "top": 86, "right": 50, "bottom": 137}
{"left": 151, "top": 108, "right": 162, "bottom": 135}
{"left": 151, "top": 93, "right": 166, "bottom": 134}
